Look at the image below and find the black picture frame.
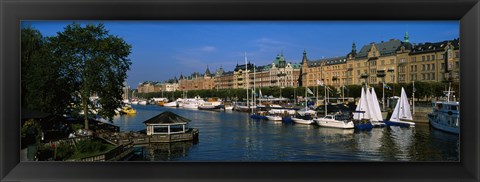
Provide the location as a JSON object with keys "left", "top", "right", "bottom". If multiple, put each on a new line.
{"left": 1, "top": 0, "right": 479, "bottom": 181}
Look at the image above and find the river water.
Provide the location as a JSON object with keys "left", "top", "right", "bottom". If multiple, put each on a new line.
{"left": 109, "top": 105, "right": 459, "bottom": 162}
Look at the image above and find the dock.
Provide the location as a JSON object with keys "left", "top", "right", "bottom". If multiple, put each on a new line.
{"left": 98, "top": 128, "right": 199, "bottom": 145}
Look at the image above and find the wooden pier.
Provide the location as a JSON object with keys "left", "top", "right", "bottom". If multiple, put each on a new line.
{"left": 98, "top": 128, "right": 199, "bottom": 146}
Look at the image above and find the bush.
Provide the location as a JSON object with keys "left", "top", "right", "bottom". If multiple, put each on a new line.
{"left": 55, "top": 142, "right": 75, "bottom": 160}
{"left": 76, "top": 139, "right": 108, "bottom": 153}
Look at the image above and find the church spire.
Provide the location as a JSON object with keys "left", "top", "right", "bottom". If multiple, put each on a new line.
{"left": 404, "top": 31, "right": 410, "bottom": 43}
{"left": 302, "top": 49, "right": 308, "bottom": 65}
{"left": 352, "top": 41, "right": 357, "bottom": 53}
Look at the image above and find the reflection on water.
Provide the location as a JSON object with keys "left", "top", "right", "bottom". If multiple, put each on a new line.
{"left": 109, "top": 105, "right": 459, "bottom": 161}
{"left": 130, "top": 141, "right": 197, "bottom": 161}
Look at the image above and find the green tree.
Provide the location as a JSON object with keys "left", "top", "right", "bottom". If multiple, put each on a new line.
{"left": 49, "top": 23, "right": 132, "bottom": 129}
{"left": 22, "top": 27, "right": 74, "bottom": 115}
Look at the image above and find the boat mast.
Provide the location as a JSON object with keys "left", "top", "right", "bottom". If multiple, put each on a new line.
{"left": 245, "top": 52, "right": 249, "bottom": 110}
{"left": 324, "top": 85, "right": 327, "bottom": 116}
{"left": 447, "top": 82, "right": 451, "bottom": 102}
{"left": 412, "top": 81, "right": 415, "bottom": 115}
{"left": 382, "top": 81, "right": 385, "bottom": 111}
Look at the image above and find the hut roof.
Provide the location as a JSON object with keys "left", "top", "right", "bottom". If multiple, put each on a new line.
{"left": 143, "top": 111, "right": 191, "bottom": 124}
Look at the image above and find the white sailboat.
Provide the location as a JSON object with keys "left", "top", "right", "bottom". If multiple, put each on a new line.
{"left": 353, "top": 87, "right": 370, "bottom": 120}
{"left": 385, "top": 87, "right": 415, "bottom": 127}
{"left": 368, "top": 88, "right": 386, "bottom": 127}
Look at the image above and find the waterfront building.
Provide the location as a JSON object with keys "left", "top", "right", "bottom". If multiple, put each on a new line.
{"left": 301, "top": 50, "right": 347, "bottom": 87}
{"left": 301, "top": 33, "right": 460, "bottom": 88}
{"left": 138, "top": 81, "right": 179, "bottom": 93}
{"left": 214, "top": 67, "right": 234, "bottom": 90}
{"left": 350, "top": 38, "right": 403, "bottom": 85}
{"left": 178, "top": 66, "right": 215, "bottom": 91}
{"left": 406, "top": 38, "right": 460, "bottom": 82}
{"left": 227, "top": 53, "right": 301, "bottom": 89}
{"left": 165, "top": 34, "right": 460, "bottom": 92}
{"left": 137, "top": 81, "right": 163, "bottom": 93}
{"left": 262, "top": 53, "right": 302, "bottom": 88}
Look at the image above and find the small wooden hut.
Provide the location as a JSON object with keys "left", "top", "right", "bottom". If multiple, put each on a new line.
{"left": 143, "top": 111, "right": 198, "bottom": 143}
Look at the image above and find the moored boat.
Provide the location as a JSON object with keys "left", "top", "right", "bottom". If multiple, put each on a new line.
{"left": 428, "top": 85, "right": 459, "bottom": 134}
{"left": 384, "top": 87, "right": 415, "bottom": 127}
{"left": 292, "top": 114, "right": 315, "bottom": 125}
{"left": 121, "top": 105, "right": 136, "bottom": 114}
{"left": 314, "top": 114, "right": 354, "bottom": 129}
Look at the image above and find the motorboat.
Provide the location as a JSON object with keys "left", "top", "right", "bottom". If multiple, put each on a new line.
{"left": 314, "top": 114, "right": 354, "bottom": 129}
{"left": 428, "top": 85, "right": 459, "bottom": 134}
{"left": 292, "top": 114, "right": 315, "bottom": 125}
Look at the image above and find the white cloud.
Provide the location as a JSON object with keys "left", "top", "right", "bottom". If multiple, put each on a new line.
{"left": 198, "top": 46, "right": 217, "bottom": 52}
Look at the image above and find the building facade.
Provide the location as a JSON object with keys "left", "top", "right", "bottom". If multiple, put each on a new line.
{"left": 178, "top": 66, "right": 216, "bottom": 91}
{"left": 142, "top": 34, "right": 460, "bottom": 93}
{"left": 301, "top": 34, "right": 460, "bottom": 88}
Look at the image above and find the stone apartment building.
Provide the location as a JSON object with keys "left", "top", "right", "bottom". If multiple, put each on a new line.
{"left": 147, "top": 33, "right": 460, "bottom": 92}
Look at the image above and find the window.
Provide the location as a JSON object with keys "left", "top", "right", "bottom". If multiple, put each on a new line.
{"left": 427, "top": 74, "right": 430, "bottom": 80}
{"left": 412, "top": 57, "right": 416, "bottom": 62}
{"left": 390, "top": 59, "right": 395, "bottom": 64}
{"left": 432, "top": 64, "right": 435, "bottom": 70}
{"left": 411, "top": 65, "right": 414, "bottom": 71}
{"left": 432, "top": 55, "right": 435, "bottom": 60}
{"left": 415, "top": 65, "right": 417, "bottom": 71}
{"left": 455, "top": 52, "right": 460, "bottom": 58}
{"left": 357, "top": 70, "right": 360, "bottom": 75}
{"left": 432, "top": 73, "right": 435, "bottom": 80}
{"left": 456, "top": 62, "right": 459, "bottom": 68}
{"left": 422, "top": 56, "right": 425, "bottom": 61}
{"left": 400, "top": 58, "right": 406, "bottom": 63}
{"left": 364, "top": 62, "right": 367, "bottom": 67}
{"left": 441, "top": 63, "right": 445, "bottom": 70}
{"left": 422, "top": 64, "right": 425, "bottom": 71}
{"left": 427, "top": 56, "right": 430, "bottom": 61}
{"left": 427, "top": 64, "right": 430, "bottom": 70}
{"left": 422, "top": 74, "right": 425, "bottom": 80}
{"left": 440, "top": 54, "right": 444, "bottom": 59}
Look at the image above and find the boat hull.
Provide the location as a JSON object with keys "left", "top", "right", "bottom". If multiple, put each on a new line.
{"left": 266, "top": 115, "right": 282, "bottom": 121}
{"left": 251, "top": 115, "right": 268, "bottom": 120}
{"left": 429, "top": 115, "right": 459, "bottom": 134}
{"left": 315, "top": 119, "right": 354, "bottom": 129}
{"left": 384, "top": 120, "right": 415, "bottom": 127}
{"left": 291, "top": 118, "right": 315, "bottom": 125}
{"left": 353, "top": 121, "right": 373, "bottom": 130}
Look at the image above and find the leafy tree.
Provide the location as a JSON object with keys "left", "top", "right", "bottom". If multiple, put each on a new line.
{"left": 22, "top": 27, "right": 74, "bottom": 115}
{"left": 49, "top": 23, "right": 132, "bottom": 129}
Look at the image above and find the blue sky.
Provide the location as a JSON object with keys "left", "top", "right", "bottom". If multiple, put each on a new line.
{"left": 22, "top": 21, "right": 459, "bottom": 88}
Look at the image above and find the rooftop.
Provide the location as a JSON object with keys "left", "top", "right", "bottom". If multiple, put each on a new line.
{"left": 143, "top": 111, "right": 191, "bottom": 125}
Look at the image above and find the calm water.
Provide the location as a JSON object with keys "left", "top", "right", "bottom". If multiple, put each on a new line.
{"left": 108, "top": 105, "right": 459, "bottom": 162}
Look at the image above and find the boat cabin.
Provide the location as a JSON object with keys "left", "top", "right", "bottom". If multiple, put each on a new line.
{"left": 432, "top": 101, "right": 460, "bottom": 114}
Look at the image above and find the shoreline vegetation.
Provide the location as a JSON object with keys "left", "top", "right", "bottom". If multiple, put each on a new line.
{"left": 136, "top": 81, "right": 459, "bottom": 103}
